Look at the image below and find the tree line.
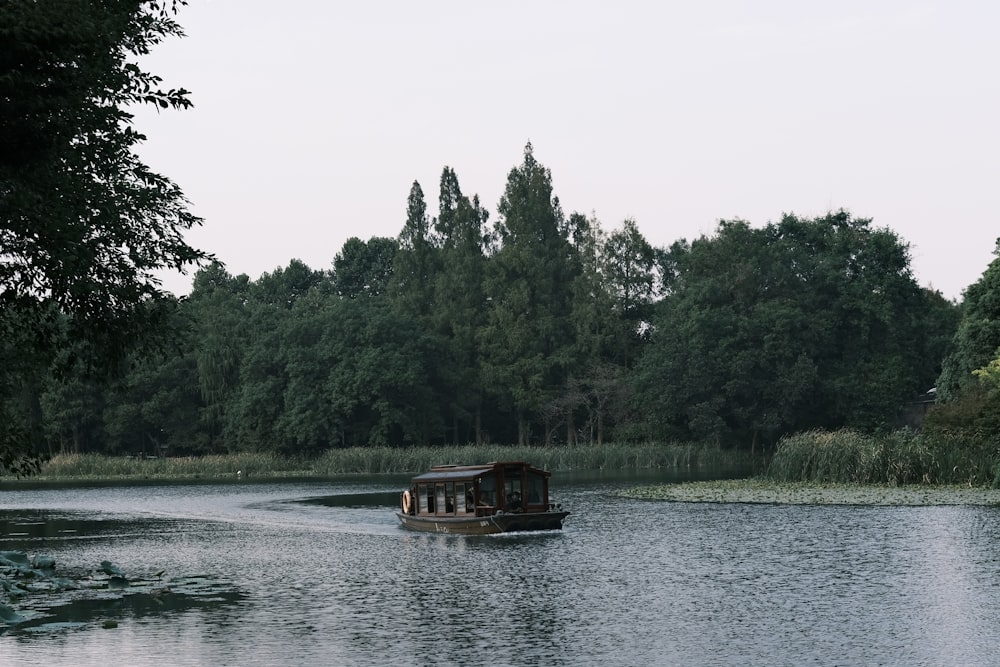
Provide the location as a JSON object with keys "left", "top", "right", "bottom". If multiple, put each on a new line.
{"left": 17, "top": 142, "right": 978, "bottom": 458}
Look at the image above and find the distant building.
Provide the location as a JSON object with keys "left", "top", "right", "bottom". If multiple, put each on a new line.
{"left": 900, "top": 387, "right": 937, "bottom": 429}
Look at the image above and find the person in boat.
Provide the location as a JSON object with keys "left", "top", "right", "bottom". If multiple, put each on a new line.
{"left": 507, "top": 490, "right": 522, "bottom": 512}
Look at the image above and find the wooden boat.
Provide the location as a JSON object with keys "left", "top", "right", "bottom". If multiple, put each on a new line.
{"left": 396, "top": 461, "right": 569, "bottom": 534}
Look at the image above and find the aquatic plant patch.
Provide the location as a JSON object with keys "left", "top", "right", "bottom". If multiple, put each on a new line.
{"left": 1, "top": 551, "right": 244, "bottom": 635}
{"left": 621, "top": 479, "right": 1000, "bottom": 506}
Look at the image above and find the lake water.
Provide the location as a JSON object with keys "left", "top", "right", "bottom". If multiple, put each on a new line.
{"left": 2, "top": 470, "right": 1000, "bottom": 666}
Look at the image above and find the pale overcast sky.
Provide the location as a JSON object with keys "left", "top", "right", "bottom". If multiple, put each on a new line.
{"left": 134, "top": 1, "right": 999, "bottom": 301}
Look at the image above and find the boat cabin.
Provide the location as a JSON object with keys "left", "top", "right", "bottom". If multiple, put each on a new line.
{"left": 403, "top": 461, "right": 554, "bottom": 519}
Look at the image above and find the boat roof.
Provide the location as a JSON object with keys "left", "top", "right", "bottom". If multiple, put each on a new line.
{"left": 412, "top": 467, "right": 489, "bottom": 482}
{"left": 411, "top": 461, "right": 550, "bottom": 482}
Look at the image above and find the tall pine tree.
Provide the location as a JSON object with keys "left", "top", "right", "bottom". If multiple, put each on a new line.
{"left": 481, "top": 144, "right": 576, "bottom": 444}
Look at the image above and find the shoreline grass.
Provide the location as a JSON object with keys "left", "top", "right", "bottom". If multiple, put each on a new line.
{"left": 765, "top": 429, "right": 1000, "bottom": 487}
{"left": 12, "top": 429, "right": 997, "bottom": 509}
{"left": 619, "top": 428, "right": 1000, "bottom": 505}
{"left": 2, "top": 442, "right": 755, "bottom": 482}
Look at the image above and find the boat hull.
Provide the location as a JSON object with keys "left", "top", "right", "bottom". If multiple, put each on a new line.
{"left": 396, "top": 510, "right": 569, "bottom": 535}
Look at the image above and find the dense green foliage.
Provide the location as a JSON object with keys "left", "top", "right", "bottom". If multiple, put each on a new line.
{"left": 9, "top": 154, "right": 963, "bottom": 462}
{"left": 935, "top": 242, "right": 1000, "bottom": 400}
{"left": 482, "top": 144, "right": 576, "bottom": 445}
{"left": 635, "top": 213, "right": 954, "bottom": 448}
{"left": 920, "top": 242, "right": 1000, "bottom": 445}
{"left": 0, "top": 1, "right": 210, "bottom": 472}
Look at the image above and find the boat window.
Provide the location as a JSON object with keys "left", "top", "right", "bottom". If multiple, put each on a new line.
{"left": 418, "top": 484, "right": 430, "bottom": 513}
{"left": 435, "top": 484, "right": 447, "bottom": 516}
{"left": 504, "top": 467, "right": 523, "bottom": 510}
{"left": 526, "top": 471, "right": 545, "bottom": 505}
{"left": 444, "top": 482, "right": 455, "bottom": 513}
{"left": 477, "top": 473, "right": 496, "bottom": 507}
{"left": 456, "top": 483, "right": 472, "bottom": 513}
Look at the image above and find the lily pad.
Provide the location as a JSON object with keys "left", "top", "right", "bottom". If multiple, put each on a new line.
{"left": 0, "top": 551, "right": 33, "bottom": 576}
{"left": 99, "top": 561, "right": 125, "bottom": 577}
{"left": 32, "top": 555, "right": 55, "bottom": 569}
{"left": 620, "top": 479, "right": 1000, "bottom": 506}
{"left": 2, "top": 579, "right": 29, "bottom": 597}
{"left": 0, "top": 552, "right": 29, "bottom": 567}
{"left": 0, "top": 603, "right": 26, "bottom": 625}
{"left": 1, "top": 550, "right": 244, "bottom": 636}
{"left": 21, "top": 621, "right": 87, "bottom": 633}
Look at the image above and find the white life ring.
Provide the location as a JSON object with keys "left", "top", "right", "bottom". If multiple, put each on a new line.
{"left": 402, "top": 490, "right": 412, "bottom": 514}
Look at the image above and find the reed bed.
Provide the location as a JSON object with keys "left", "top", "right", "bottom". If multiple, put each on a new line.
{"left": 766, "top": 429, "right": 1000, "bottom": 487}
{"left": 32, "top": 452, "right": 311, "bottom": 480}
{"left": 14, "top": 442, "right": 752, "bottom": 481}
{"left": 311, "top": 441, "right": 750, "bottom": 475}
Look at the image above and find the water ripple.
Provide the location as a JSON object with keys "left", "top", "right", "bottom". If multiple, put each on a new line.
{"left": 2, "top": 477, "right": 1000, "bottom": 666}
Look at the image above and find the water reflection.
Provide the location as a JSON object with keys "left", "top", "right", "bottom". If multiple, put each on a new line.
{"left": 1, "top": 473, "right": 1000, "bottom": 666}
